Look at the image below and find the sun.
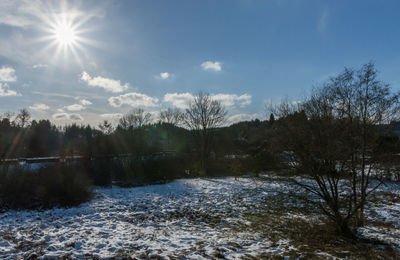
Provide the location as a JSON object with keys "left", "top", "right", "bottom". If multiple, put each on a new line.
{"left": 54, "top": 23, "right": 77, "bottom": 46}
{"left": 44, "top": 13, "right": 83, "bottom": 54}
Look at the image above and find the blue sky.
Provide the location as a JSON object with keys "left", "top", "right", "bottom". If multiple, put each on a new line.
{"left": 0, "top": 0, "right": 400, "bottom": 126}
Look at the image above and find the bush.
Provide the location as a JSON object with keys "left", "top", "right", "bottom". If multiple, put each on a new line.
{"left": 82, "top": 158, "right": 113, "bottom": 187}
{"left": 0, "top": 164, "right": 93, "bottom": 210}
{"left": 143, "top": 156, "right": 187, "bottom": 181}
{"left": 112, "top": 155, "right": 190, "bottom": 186}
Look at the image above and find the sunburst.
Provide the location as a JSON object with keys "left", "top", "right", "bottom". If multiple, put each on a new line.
{"left": 38, "top": 4, "right": 98, "bottom": 66}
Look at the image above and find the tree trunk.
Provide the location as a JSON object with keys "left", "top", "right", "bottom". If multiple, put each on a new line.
{"left": 336, "top": 218, "right": 355, "bottom": 239}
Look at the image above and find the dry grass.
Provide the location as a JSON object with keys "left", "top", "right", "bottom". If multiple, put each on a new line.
{"left": 244, "top": 191, "right": 400, "bottom": 259}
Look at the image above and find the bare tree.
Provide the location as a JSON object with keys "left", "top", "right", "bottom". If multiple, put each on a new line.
{"left": 184, "top": 92, "right": 227, "bottom": 172}
{"left": 118, "top": 108, "right": 152, "bottom": 130}
{"left": 329, "top": 63, "right": 400, "bottom": 226}
{"left": 271, "top": 63, "right": 400, "bottom": 236}
{"left": 159, "top": 108, "right": 184, "bottom": 149}
{"left": 98, "top": 120, "right": 113, "bottom": 135}
{"left": 159, "top": 107, "right": 184, "bottom": 126}
{"left": 14, "top": 109, "right": 31, "bottom": 128}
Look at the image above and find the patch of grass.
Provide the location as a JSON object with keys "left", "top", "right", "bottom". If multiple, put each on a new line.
{"left": 369, "top": 190, "right": 400, "bottom": 204}
{"left": 246, "top": 197, "right": 399, "bottom": 259}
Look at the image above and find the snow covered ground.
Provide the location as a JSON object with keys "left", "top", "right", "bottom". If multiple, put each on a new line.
{"left": 0, "top": 177, "right": 399, "bottom": 259}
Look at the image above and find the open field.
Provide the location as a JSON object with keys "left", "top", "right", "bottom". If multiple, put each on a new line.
{"left": 0, "top": 176, "right": 399, "bottom": 259}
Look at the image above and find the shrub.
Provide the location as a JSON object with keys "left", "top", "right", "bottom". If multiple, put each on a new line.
{"left": 0, "top": 164, "right": 93, "bottom": 210}
{"left": 82, "top": 158, "right": 113, "bottom": 187}
{"left": 112, "top": 155, "right": 190, "bottom": 186}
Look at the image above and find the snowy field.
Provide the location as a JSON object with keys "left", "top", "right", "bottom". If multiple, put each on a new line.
{"left": 0, "top": 177, "right": 399, "bottom": 259}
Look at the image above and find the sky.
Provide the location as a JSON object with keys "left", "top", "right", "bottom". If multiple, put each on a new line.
{"left": 0, "top": 0, "right": 400, "bottom": 126}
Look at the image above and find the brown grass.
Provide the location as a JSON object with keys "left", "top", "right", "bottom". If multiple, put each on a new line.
{"left": 245, "top": 195, "right": 399, "bottom": 259}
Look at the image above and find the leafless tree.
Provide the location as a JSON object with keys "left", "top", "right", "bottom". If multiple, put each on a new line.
{"left": 184, "top": 92, "right": 227, "bottom": 172}
{"left": 159, "top": 108, "right": 184, "bottom": 149}
{"left": 271, "top": 63, "right": 400, "bottom": 236}
{"left": 118, "top": 108, "right": 152, "bottom": 130}
{"left": 98, "top": 120, "right": 113, "bottom": 135}
{"left": 14, "top": 109, "right": 31, "bottom": 128}
{"left": 159, "top": 108, "right": 184, "bottom": 126}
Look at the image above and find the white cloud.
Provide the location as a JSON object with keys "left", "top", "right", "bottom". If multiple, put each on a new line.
{"left": 237, "top": 94, "right": 252, "bottom": 106}
{"left": 64, "top": 99, "right": 92, "bottom": 112}
{"left": 160, "top": 72, "right": 170, "bottom": 79}
{"left": 80, "top": 71, "right": 129, "bottom": 93}
{"left": 227, "top": 113, "right": 260, "bottom": 125}
{"left": 201, "top": 61, "right": 222, "bottom": 72}
{"left": 66, "top": 104, "right": 85, "bottom": 111}
{"left": 108, "top": 92, "right": 159, "bottom": 108}
{"left": 52, "top": 112, "right": 83, "bottom": 121}
{"left": 163, "top": 93, "right": 194, "bottom": 109}
{"left": 0, "top": 66, "right": 19, "bottom": 96}
{"left": 163, "top": 92, "right": 251, "bottom": 109}
{"left": 32, "top": 64, "right": 48, "bottom": 69}
{"left": 29, "top": 103, "right": 49, "bottom": 110}
{"left": 100, "top": 113, "right": 123, "bottom": 119}
{"left": 0, "top": 82, "right": 20, "bottom": 97}
{"left": 155, "top": 72, "right": 174, "bottom": 80}
{"left": 0, "top": 66, "right": 17, "bottom": 82}
{"left": 212, "top": 94, "right": 252, "bottom": 107}
{"left": 80, "top": 99, "right": 92, "bottom": 105}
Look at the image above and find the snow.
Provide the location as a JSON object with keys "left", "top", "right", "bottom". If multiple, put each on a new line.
{"left": 0, "top": 177, "right": 293, "bottom": 259}
{"left": 358, "top": 181, "right": 400, "bottom": 249}
{"left": 0, "top": 177, "right": 398, "bottom": 259}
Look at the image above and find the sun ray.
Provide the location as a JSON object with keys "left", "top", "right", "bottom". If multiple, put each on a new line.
{"left": 70, "top": 43, "right": 84, "bottom": 67}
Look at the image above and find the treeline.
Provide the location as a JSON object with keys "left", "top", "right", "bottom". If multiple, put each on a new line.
{"left": 0, "top": 104, "right": 277, "bottom": 185}
{"left": 0, "top": 109, "right": 265, "bottom": 160}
